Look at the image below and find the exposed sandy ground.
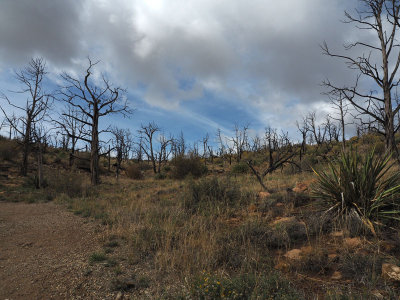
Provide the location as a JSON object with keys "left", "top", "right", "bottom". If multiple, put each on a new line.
{"left": 0, "top": 201, "right": 117, "bottom": 300}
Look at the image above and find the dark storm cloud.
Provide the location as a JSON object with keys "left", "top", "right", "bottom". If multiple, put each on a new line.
{"left": 0, "top": 0, "right": 84, "bottom": 66}
{"left": 0, "top": 0, "right": 362, "bottom": 126}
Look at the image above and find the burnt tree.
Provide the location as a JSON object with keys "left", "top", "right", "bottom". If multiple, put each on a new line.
{"left": 322, "top": 0, "right": 400, "bottom": 158}
{"left": 0, "top": 57, "right": 52, "bottom": 176}
{"left": 59, "top": 58, "right": 131, "bottom": 185}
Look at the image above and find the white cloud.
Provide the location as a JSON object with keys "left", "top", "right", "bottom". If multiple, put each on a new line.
{"left": 0, "top": 0, "right": 368, "bottom": 134}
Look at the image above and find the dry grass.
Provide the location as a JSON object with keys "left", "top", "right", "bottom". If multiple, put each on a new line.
{"left": 2, "top": 141, "right": 400, "bottom": 298}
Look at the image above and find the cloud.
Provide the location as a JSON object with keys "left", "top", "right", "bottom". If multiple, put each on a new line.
{"left": 0, "top": 0, "right": 364, "bottom": 137}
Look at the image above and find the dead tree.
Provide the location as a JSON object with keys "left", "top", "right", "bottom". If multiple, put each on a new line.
{"left": 54, "top": 107, "right": 89, "bottom": 167}
{"left": 247, "top": 127, "right": 298, "bottom": 191}
{"left": 322, "top": 0, "right": 400, "bottom": 158}
{"left": 329, "top": 92, "right": 350, "bottom": 151}
{"left": 296, "top": 116, "right": 309, "bottom": 160}
{"left": 138, "top": 122, "right": 160, "bottom": 174}
{"left": 230, "top": 123, "right": 249, "bottom": 162}
{"left": 155, "top": 134, "right": 173, "bottom": 173}
{"left": 31, "top": 123, "right": 49, "bottom": 189}
{"left": 0, "top": 57, "right": 52, "bottom": 176}
{"left": 251, "top": 135, "right": 262, "bottom": 153}
{"left": 202, "top": 133, "right": 209, "bottom": 165}
{"left": 111, "top": 127, "right": 132, "bottom": 179}
{"left": 59, "top": 58, "right": 131, "bottom": 185}
{"left": 134, "top": 136, "right": 144, "bottom": 162}
{"left": 306, "top": 112, "right": 326, "bottom": 146}
{"left": 324, "top": 115, "right": 340, "bottom": 145}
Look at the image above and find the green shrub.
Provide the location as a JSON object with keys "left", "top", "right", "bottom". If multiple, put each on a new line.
{"left": 0, "top": 139, "right": 18, "bottom": 161}
{"left": 75, "top": 153, "right": 91, "bottom": 171}
{"left": 126, "top": 164, "right": 143, "bottom": 180}
{"left": 171, "top": 154, "right": 208, "bottom": 179}
{"left": 184, "top": 177, "right": 242, "bottom": 213}
{"left": 231, "top": 162, "right": 249, "bottom": 174}
{"left": 154, "top": 172, "right": 167, "bottom": 180}
{"left": 46, "top": 170, "right": 86, "bottom": 198}
{"left": 89, "top": 252, "right": 107, "bottom": 264}
{"left": 312, "top": 148, "right": 400, "bottom": 233}
{"left": 188, "top": 271, "right": 302, "bottom": 299}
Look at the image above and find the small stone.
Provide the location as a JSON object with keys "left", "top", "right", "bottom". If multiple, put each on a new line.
{"left": 292, "top": 182, "right": 308, "bottom": 193}
{"left": 344, "top": 237, "right": 362, "bottom": 249}
{"left": 331, "top": 231, "right": 344, "bottom": 238}
{"left": 331, "top": 271, "right": 342, "bottom": 280}
{"left": 272, "top": 216, "right": 296, "bottom": 225}
{"left": 382, "top": 263, "right": 400, "bottom": 282}
{"left": 115, "top": 292, "right": 123, "bottom": 300}
{"left": 371, "top": 290, "right": 384, "bottom": 299}
{"left": 284, "top": 249, "right": 302, "bottom": 260}
{"left": 274, "top": 261, "right": 289, "bottom": 272}
{"left": 328, "top": 253, "right": 338, "bottom": 260}
{"left": 258, "top": 191, "right": 271, "bottom": 199}
{"left": 248, "top": 204, "right": 257, "bottom": 213}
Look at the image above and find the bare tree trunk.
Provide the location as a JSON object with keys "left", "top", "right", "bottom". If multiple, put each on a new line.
{"left": 90, "top": 113, "right": 99, "bottom": 185}
{"left": 108, "top": 145, "right": 111, "bottom": 172}
{"left": 36, "top": 142, "right": 43, "bottom": 189}
{"left": 21, "top": 121, "right": 31, "bottom": 176}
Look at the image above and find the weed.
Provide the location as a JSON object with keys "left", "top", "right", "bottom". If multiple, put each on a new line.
{"left": 231, "top": 162, "right": 249, "bottom": 174}
{"left": 89, "top": 252, "right": 107, "bottom": 264}
{"left": 184, "top": 177, "right": 242, "bottom": 213}
{"left": 126, "top": 164, "right": 143, "bottom": 180}
{"left": 188, "top": 271, "right": 302, "bottom": 299}
{"left": 171, "top": 154, "right": 208, "bottom": 179}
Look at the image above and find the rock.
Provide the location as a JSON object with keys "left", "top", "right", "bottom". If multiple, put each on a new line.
{"left": 284, "top": 249, "right": 302, "bottom": 260}
{"left": 274, "top": 261, "right": 290, "bottom": 272}
{"left": 271, "top": 216, "right": 296, "bottom": 225}
{"left": 300, "top": 246, "right": 312, "bottom": 255}
{"left": 382, "top": 263, "right": 400, "bottom": 282}
{"left": 258, "top": 191, "right": 271, "bottom": 199}
{"left": 343, "top": 237, "right": 362, "bottom": 249}
{"left": 331, "top": 231, "right": 344, "bottom": 238}
{"left": 292, "top": 182, "right": 308, "bottom": 193}
{"left": 328, "top": 253, "right": 338, "bottom": 260}
{"left": 371, "top": 290, "right": 384, "bottom": 299}
{"left": 331, "top": 271, "right": 342, "bottom": 280}
{"left": 115, "top": 292, "right": 123, "bottom": 300}
{"left": 248, "top": 204, "right": 257, "bottom": 213}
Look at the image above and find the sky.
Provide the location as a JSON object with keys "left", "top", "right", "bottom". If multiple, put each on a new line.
{"left": 0, "top": 0, "right": 364, "bottom": 147}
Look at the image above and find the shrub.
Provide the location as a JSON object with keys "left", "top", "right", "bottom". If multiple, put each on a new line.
{"left": 46, "top": 170, "right": 86, "bottom": 198}
{"left": 154, "top": 172, "right": 167, "bottom": 180}
{"left": 231, "top": 162, "right": 249, "bottom": 174}
{"left": 171, "top": 154, "right": 207, "bottom": 179}
{"left": 188, "top": 271, "right": 302, "bottom": 299}
{"left": 184, "top": 177, "right": 242, "bottom": 213}
{"left": 75, "top": 153, "right": 91, "bottom": 171}
{"left": 89, "top": 252, "right": 107, "bottom": 264}
{"left": 126, "top": 164, "right": 143, "bottom": 180}
{"left": 0, "top": 139, "right": 18, "bottom": 161}
{"left": 312, "top": 148, "right": 400, "bottom": 234}
{"left": 338, "top": 252, "right": 382, "bottom": 283}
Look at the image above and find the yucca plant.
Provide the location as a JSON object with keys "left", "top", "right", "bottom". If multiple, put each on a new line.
{"left": 312, "top": 148, "right": 400, "bottom": 234}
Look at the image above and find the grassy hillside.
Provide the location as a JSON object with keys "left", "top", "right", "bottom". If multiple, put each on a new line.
{"left": 1, "top": 135, "right": 400, "bottom": 299}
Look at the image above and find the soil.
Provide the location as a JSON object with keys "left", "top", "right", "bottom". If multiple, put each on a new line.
{"left": 0, "top": 201, "right": 117, "bottom": 300}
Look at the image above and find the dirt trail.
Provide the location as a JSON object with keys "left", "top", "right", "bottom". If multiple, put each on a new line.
{"left": 0, "top": 201, "right": 114, "bottom": 300}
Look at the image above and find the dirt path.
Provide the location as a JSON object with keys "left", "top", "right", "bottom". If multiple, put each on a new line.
{"left": 0, "top": 201, "right": 116, "bottom": 300}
